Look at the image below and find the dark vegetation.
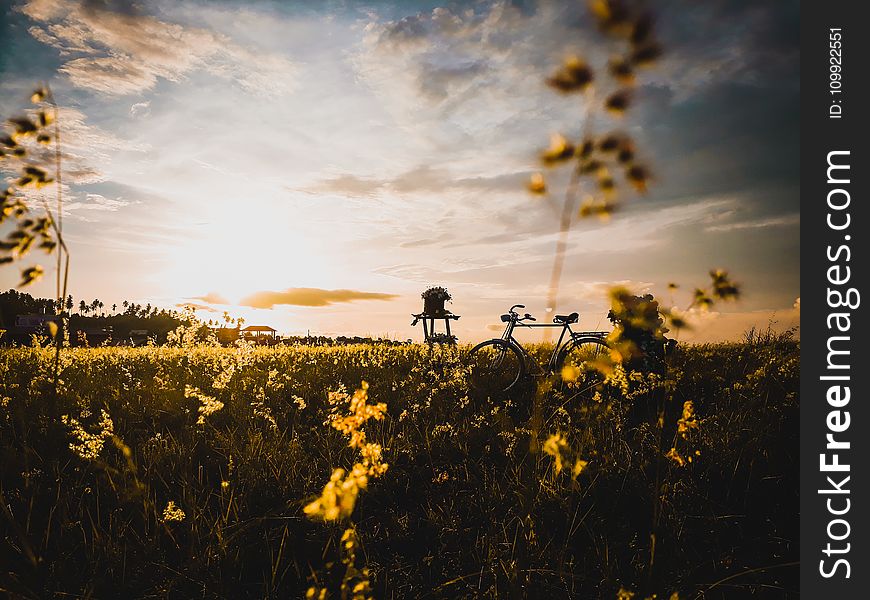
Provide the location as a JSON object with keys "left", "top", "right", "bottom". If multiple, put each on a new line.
{"left": 0, "top": 289, "right": 191, "bottom": 345}
{"left": 0, "top": 337, "right": 799, "bottom": 598}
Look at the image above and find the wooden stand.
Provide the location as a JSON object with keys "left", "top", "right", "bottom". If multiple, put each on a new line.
{"left": 411, "top": 312, "right": 460, "bottom": 344}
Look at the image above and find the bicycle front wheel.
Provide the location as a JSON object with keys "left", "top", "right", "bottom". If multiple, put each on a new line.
{"left": 467, "top": 339, "right": 524, "bottom": 394}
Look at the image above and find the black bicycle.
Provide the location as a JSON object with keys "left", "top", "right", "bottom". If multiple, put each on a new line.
{"left": 467, "top": 304, "right": 609, "bottom": 394}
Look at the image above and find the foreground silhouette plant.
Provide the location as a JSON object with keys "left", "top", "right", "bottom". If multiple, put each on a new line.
{"left": 1, "top": 85, "right": 71, "bottom": 409}
{"left": 599, "top": 269, "right": 740, "bottom": 595}
{"left": 529, "top": 0, "right": 663, "bottom": 315}
{"left": 1, "top": 85, "right": 68, "bottom": 292}
{"left": 305, "top": 382, "right": 388, "bottom": 599}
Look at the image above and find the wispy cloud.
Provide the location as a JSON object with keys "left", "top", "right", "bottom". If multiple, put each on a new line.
{"left": 305, "top": 165, "right": 525, "bottom": 198}
{"left": 14, "top": 106, "right": 146, "bottom": 186}
{"left": 18, "top": 0, "right": 296, "bottom": 96}
{"left": 130, "top": 101, "right": 151, "bottom": 118}
{"left": 677, "top": 305, "right": 800, "bottom": 343}
{"left": 239, "top": 288, "right": 399, "bottom": 309}
{"left": 176, "top": 301, "right": 218, "bottom": 313}
{"left": 65, "top": 192, "right": 129, "bottom": 212}
{"left": 190, "top": 292, "right": 230, "bottom": 305}
{"left": 705, "top": 213, "right": 799, "bottom": 232}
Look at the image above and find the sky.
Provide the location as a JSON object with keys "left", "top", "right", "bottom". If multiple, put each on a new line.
{"left": 0, "top": 0, "right": 800, "bottom": 342}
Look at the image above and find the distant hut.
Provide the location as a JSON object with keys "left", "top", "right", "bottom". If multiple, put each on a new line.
{"left": 129, "top": 329, "right": 151, "bottom": 346}
{"left": 240, "top": 325, "right": 277, "bottom": 344}
{"left": 6, "top": 314, "right": 60, "bottom": 345}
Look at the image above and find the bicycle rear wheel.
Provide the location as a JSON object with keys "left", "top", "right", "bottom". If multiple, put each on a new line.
{"left": 467, "top": 339, "right": 524, "bottom": 394}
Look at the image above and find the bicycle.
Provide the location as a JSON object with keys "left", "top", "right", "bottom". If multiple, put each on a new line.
{"left": 466, "top": 304, "right": 609, "bottom": 394}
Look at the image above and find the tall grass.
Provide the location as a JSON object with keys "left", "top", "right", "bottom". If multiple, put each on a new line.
{"left": 0, "top": 340, "right": 798, "bottom": 598}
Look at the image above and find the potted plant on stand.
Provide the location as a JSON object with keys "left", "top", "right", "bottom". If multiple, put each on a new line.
{"left": 421, "top": 286, "right": 452, "bottom": 317}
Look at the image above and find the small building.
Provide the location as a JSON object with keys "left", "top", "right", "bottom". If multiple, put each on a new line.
{"left": 240, "top": 325, "right": 277, "bottom": 344}
{"left": 75, "top": 325, "right": 113, "bottom": 347}
{"left": 128, "top": 329, "right": 151, "bottom": 346}
{"left": 15, "top": 314, "right": 59, "bottom": 331}
{"left": 3, "top": 314, "right": 60, "bottom": 344}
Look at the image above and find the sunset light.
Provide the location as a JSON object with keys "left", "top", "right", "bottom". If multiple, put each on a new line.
{"left": 0, "top": 0, "right": 799, "bottom": 341}
{"left": 0, "top": 1, "right": 810, "bottom": 597}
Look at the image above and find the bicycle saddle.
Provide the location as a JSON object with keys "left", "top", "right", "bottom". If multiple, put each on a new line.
{"left": 553, "top": 312, "right": 579, "bottom": 324}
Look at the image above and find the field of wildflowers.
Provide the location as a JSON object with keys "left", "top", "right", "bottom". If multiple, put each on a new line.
{"left": 0, "top": 337, "right": 798, "bottom": 598}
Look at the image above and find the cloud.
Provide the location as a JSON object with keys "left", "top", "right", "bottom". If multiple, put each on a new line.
{"left": 312, "top": 174, "right": 385, "bottom": 198}
{"left": 239, "top": 288, "right": 399, "bottom": 309}
{"left": 64, "top": 192, "right": 130, "bottom": 213}
{"left": 305, "top": 165, "right": 526, "bottom": 198}
{"left": 678, "top": 305, "right": 800, "bottom": 343}
{"left": 13, "top": 106, "right": 146, "bottom": 186}
{"left": 130, "top": 100, "right": 151, "bottom": 118}
{"left": 190, "top": 291, "right": 230, "bottom": 305}
{"left": 24, "top": 186, "right": 133, "bottom": 223}
{"left": 18, "top": 0, "right": 296, "bottom": 96}
{"left": 351, "top": 0, "right": 799, "bottom": 139}
{"left": 377, "top": 196, "right": 736, "bottom": 284}
{"left": 704, "top": 213, "right": 799, "bottom": 232}
{"left": 353, "top": 2, "right": 540, "bottom": 126}
{"left": 176, "top": 302, "right": 218, "bottom": 313}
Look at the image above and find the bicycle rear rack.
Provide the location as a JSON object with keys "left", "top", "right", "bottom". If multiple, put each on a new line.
{"left": 572, "top": 331, "right": 609, "bottom": 338}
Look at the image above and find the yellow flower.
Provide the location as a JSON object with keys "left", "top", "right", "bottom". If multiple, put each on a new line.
{"left": 572, "top": 459, "right": 589, "bottom": 479}
{"left": 561, "top": 364, "right": 581, "bottom": 382}
{"left": 543, "top": 432, "right": 569, "bottom": 474}
{"left": 304, "top": 465, "right": 369, "bottom": 522}
{"left": 676, "top": 400, "right": 699, "bottom": 437}
{"left": 185, "top": 385, "right": 224, "bottom": 425}
{"left": 541, "top": 133, "right": 575, "bottom": 165}
{"left": 528, "top": 172, "right": 547, "bottom": 194}
{"left": 306, "top": 586, "right": 327, "bottom": 600}
{"left": 666, "top": 446, "right": 686, "bottom": 467}
{"left": 162, "top": 500, "right": 186, "bottom": 523}
{"left": 616, "top": 587, "right": 636, "bottom": 600}
{"left": 60, "top": 409, "right": 114, "bottom": 461}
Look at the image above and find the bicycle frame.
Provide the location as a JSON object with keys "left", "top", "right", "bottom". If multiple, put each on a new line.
{"left": 497, "top": 317, "right": 607, "bottom": 375}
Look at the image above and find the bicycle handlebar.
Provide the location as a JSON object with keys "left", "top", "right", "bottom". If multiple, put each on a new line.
{"left": 506, "top": 305, "right": 538, "bottom": 323}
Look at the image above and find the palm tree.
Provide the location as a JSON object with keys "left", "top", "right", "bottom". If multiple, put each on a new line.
{"left": 79, "top": 300, "right": 87, "bottom": 315}
{"left": 111, "top": 303, "right": 117, "bottom": 314}
{"left": 98, "top": 301, "right": 104, "bottom": 317}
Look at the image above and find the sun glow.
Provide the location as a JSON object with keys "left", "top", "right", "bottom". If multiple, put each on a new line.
{"left": 161, "top": 215, "right": 325, "bottom": 307}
